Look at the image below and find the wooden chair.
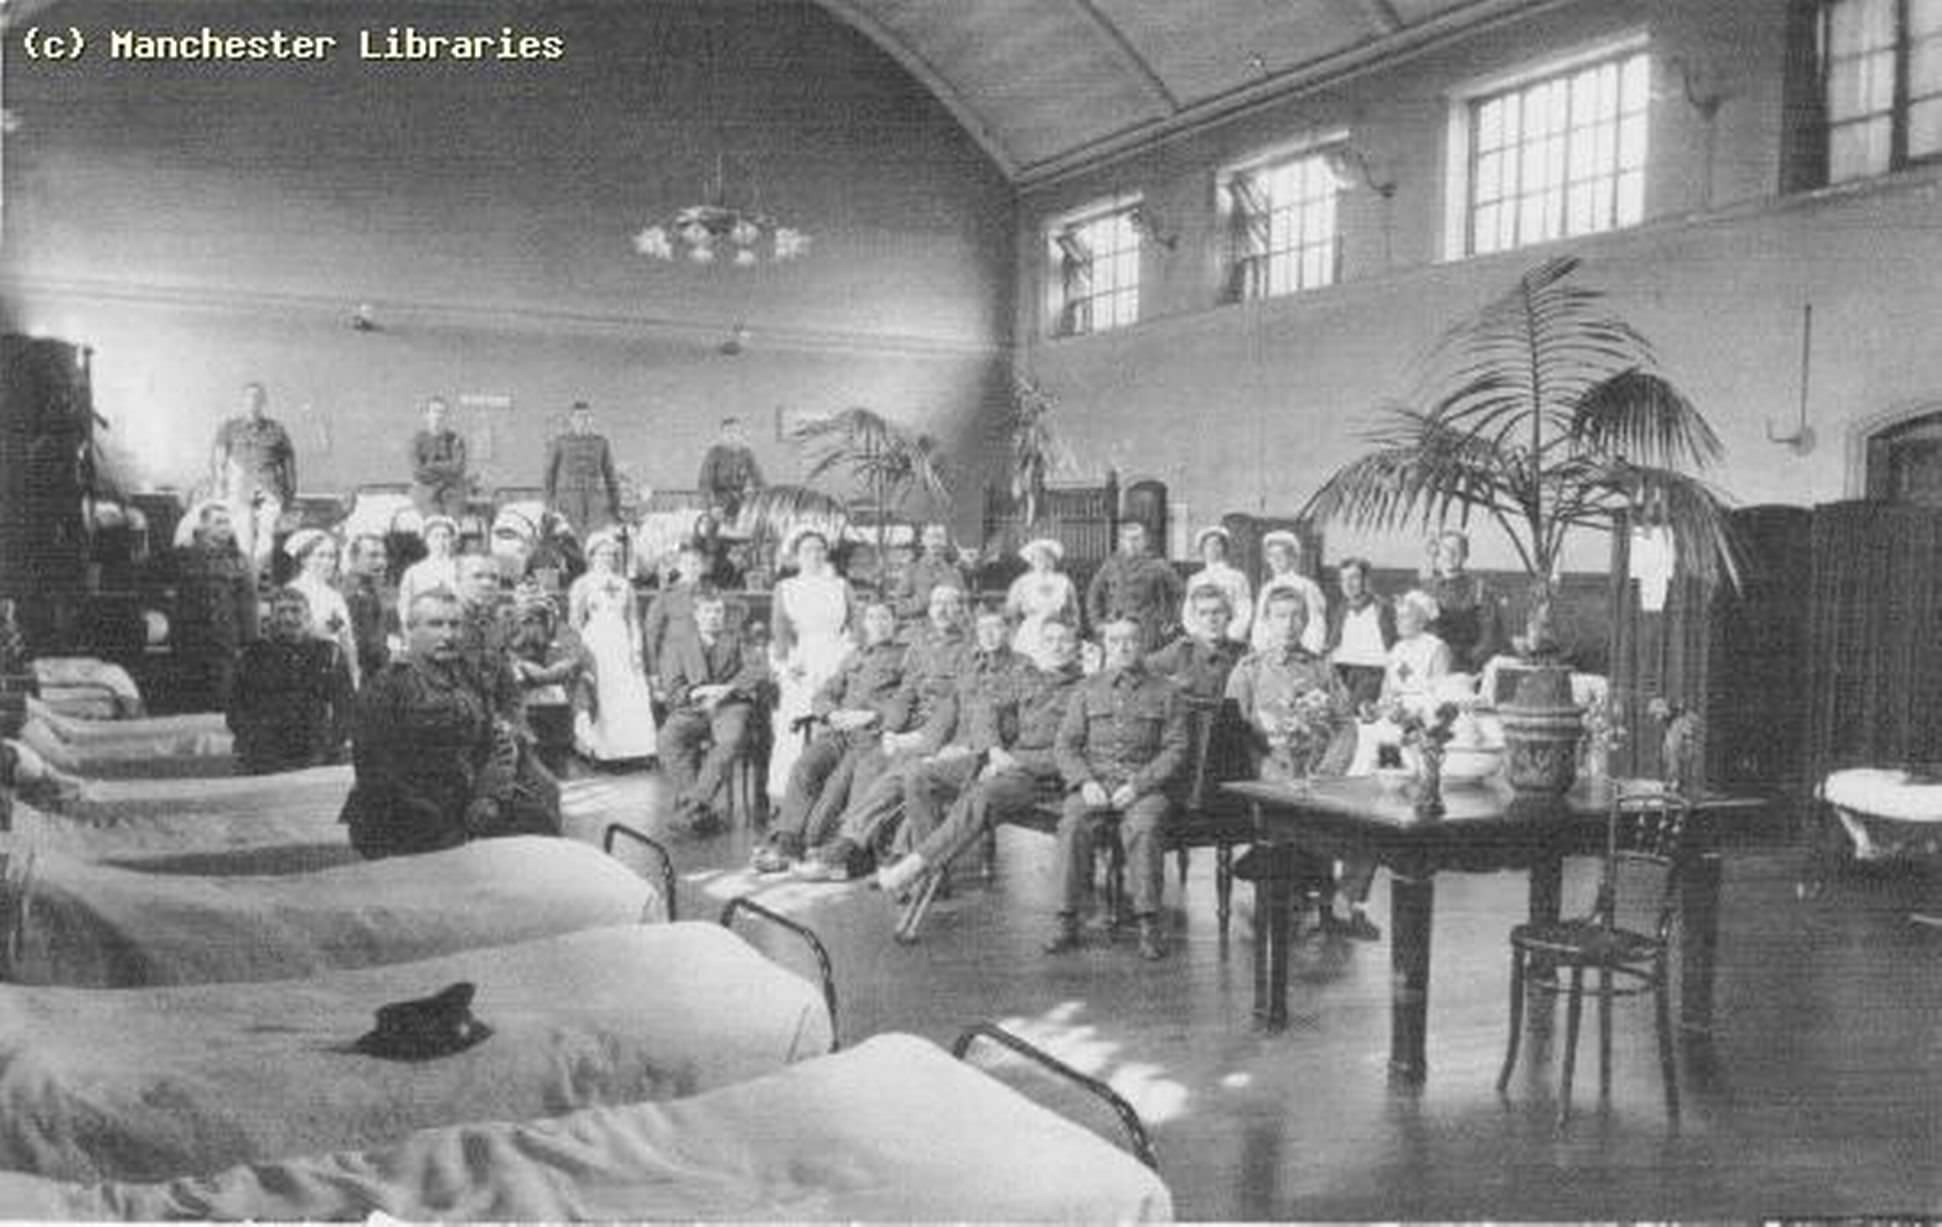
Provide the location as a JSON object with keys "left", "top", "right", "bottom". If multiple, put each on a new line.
{"left": 1497, "top": 789, "right": 1692, "bottom": 1126}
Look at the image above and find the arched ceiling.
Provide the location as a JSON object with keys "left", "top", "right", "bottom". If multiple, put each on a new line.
{"left": 815, "top": 0, "right": 1555, "bottom": 185}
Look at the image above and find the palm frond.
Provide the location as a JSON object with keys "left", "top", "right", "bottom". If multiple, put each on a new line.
{"left": 1569, "top": 369, "right": 1722, "bottom": 472}
{"left": 789, "top": 404, "right": 951, "bottom": 517}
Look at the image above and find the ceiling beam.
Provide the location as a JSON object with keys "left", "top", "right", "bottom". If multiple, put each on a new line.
{"left": 1066, "top": 0, "right": 1179, "bottom": 115}
{"left": 811, "top": 0, "right": 1021, "bottom": 179}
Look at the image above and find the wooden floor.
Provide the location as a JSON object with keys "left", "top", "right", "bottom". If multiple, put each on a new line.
{"left": 559, "top": 764, "right": 1940, "bottom": 1221}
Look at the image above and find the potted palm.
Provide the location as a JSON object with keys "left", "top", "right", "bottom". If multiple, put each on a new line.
{"left": 788, "top": 406, "right": 950, "bottom": 595}
{"left": 1304, "top": 256, "right": 1737, "bottom": 792}
{"left": 1006, "top": 375, "right": 1076, "bottom": 531}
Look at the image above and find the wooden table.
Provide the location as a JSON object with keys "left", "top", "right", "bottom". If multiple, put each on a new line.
{"left": 1226, "top": 776, "right": 1763, "bottom": 1085}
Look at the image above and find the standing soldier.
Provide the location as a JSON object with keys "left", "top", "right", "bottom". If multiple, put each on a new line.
{"left": 1085, "top": 520, "right": 1183, "bottom": 652}
{"left": 170, "top": 500, "right": 260, "bottom": 712}
{"left": 696, "top": 415, "right": 764, "bottom": 523}
{"left": 209, "top": 381, "right": 296, "bottom": 578}
{"left": 408, "top": 396, "right": 470, "bottom": 519}
{"left": 543, "top": 401, "right": 620, "bottom": 542}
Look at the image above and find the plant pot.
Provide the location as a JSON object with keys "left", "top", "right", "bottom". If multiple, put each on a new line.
{"left": 1497, "top": 661, "right": 1581, "bottom": 795}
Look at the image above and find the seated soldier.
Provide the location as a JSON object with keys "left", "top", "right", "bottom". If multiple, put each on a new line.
{"left": 1147, "top": 582, "right": 1245, "bottom": 703}
{"left": 655, "top": 587, "right": 767, "bottom": 836}
{"left": 752, "top": 597, "right": 906, "bottom": 875}
{"left": 797, "top": 602, "right": 1025, "bottom": 881}
{"left": 1225, "top": 587, "right": 1365, "bottom": 936}
{"left": 341, "top": 589, "right": 564, "bottom": 859}
{"left": 228, "top": 586, "right": 355, "bottom": 774}
{"left": 1046, "top": 615, "right": 1190, "bottom": 960}
{"left": 795, "top": 583, "right": 969, "bottom": 848}
{"left": 876, "top": 617, "right": 1086, "bottom": 897}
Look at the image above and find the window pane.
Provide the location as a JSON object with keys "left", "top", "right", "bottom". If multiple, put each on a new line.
{"left": 1619, "top": 53, "right": 1650, "bottom": 108}
{"left": 1827, "top": 116, "right": 1891, "bottom": 179}
{"left": 1909, "top": 97, "right": 1942, "bottom": 157}
{"left": 1911, "top": 33, "right": 1942, "bottom": 95}
{"left": 1916, "top": 0, "right": 1942, "bottom": 36}
{"left": 1618, "top": 112, "right": 1647, "bottom": 169}
{"left": 1615, "top": 169, "right": 1644, "bottom": 224}
{"left": 1827, "top": 0, "right": 1896, "bottom": 56}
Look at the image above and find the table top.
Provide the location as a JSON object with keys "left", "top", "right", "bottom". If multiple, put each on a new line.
{"left": 1224, "top": 776, "right": 1764, "bottom": 872}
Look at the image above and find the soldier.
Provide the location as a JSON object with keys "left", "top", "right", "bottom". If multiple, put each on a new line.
{"left": 876, "top": 617, "right": 1088, "bottom": 898}
{"left": 753, "top": 598, "right": 907, "bottom": 874}
{"left": 1047, "top": 614, "right": 1190, "bottom": 960}
{"left": 341, "top": 590, "right": 562, "bottom": 860}
{"left": 408, "top": 396, "right": 470, "bottom": 519}
{"left": 696, "top": 416, "right": 764, "bottom": 522}
{"left": 209, "top": 381, "right": 296, "bottom": 577}
{"left": 1085, "top": 520, "right": 1183, "bottom": 652}
{"left": 1147, "top": 582, "right": 1246, "bottom": 703}
{"left": 170, "top": 500, "right": 260, "bottom": 712}
{"left": 892, "top": 522, "right": 970, "bottom": 625}
{"left": 227, "top": 586, "right": 354, "bottom": 774}
{"left": 543, "top": 401, "right": 621, "bottom": 541}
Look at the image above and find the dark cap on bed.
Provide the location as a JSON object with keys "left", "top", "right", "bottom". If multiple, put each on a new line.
{"left": 352, "top": 981, "right": 494, "bottom": 1062}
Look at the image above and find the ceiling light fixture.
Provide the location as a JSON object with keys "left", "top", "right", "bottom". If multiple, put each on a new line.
{"left": 633, "top": 154, "right": 810, "bottom": 268}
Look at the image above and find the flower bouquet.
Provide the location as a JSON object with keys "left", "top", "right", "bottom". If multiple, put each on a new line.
{"left": 1263, "top": 687, "right": 1348, "bottom": 785}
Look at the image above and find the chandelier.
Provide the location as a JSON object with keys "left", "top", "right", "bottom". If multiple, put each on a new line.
{"left": 633, "top": 155, "right": 809, "bottom": 268}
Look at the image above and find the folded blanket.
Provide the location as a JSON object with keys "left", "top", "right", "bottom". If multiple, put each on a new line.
{"left": 7, "top": 766, "right": 353, "bottom": 874}
{"left": 4, "top": 836, "right": 660, "bottom": 986}
{"left": 0, "top": 923, "right": 831, "bottom": 1183}
{"left": 0, "top": 1034, "right": 1173, "bottom": 1221}
{"left": 29, "top": 659, "right": 142, "bottom": 717}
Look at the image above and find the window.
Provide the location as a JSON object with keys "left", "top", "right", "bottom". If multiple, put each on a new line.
{"left": 1461, "top": 45, "right": 1650, "bottom": 256}
{"left": 1046, "top": 198, "right": 1141, "bottom": 337}
{"left": 1220, "top": 148, "right": 1341, "bottom": 301}
{"left": 1820, "top": 0, "right": 1942, "bottom": 182}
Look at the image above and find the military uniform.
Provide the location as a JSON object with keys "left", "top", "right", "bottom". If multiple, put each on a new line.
{"left": 409, "top": 428, "right": 470, "bottom": 519}
{"left": 171, "top": 541, "right": 260, "bottom": 711}
{"left": 696, "top": 443, "right": 764, "bottom": 520}
{"left": 1425, "top": 572, "right": 1504, "bottom": 674}
{"left": 228, "top": 636, "right": 354, "bottom": 773}
{"left": 1086, "top": 554, "right": 1185, "bottom": 652}
{"left": 874, "top": 645, "right": 1033, "bottom": 853}
{"left": 344, "top": 574, "right": 399, "bottom": 683}
{"left": 341, "top": 655, "right": 560, "bottom": 860}
{"left": 892, "top": 555, "right": 970, "bottom": 623}
{"left": 1052, "top": 661, "right": 1189, "bottom": 920}
{"left": 543, "top": 431, "right": 620, "bottom": 540}
{"left": 1223, "top": 646, "right": 1354, "bottom": 782}
{"left": 211, "top": 414, "right": 296, "bottom": 572}
{"left": 905, "top": 658, "right": 1083, "bottom": 870}
{"left": 1146, "top": 633, "right": 1245, "bottom": 704}
{"left": 768, "top": 639, "right": 908, "bottom": 851}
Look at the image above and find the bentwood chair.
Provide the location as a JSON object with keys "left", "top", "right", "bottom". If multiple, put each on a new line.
{"left": 1497, "top": 788, "right": 1692, "bottom": 1126}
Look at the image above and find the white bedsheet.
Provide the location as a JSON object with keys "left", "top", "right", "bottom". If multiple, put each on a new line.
{"left": 4, "top": 837, "right": 660, "bottom": 986}
{"left": 0, "top": 923, "right": 832, "bottom": 1183}
{"left": 0, "top": 1033, "right": 1173, "bottom": 1222}
{"left": 1820, "top": 768, "right": 1942, "bottom": 860}
{"left": 19, "top": 704, "right": 234, "bottom": 779}
{"left": 5, "top": 766, "right": 354, "bottom": 874}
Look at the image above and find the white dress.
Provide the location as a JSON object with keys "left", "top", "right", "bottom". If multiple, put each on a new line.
{"left": 289, "top": 572, "right": 360, "bottom": 688}
{"left": 1006, "top": 570, "right": 1077, "bottom": 669}
{"left": 767, "top": 572, "right": 854, "bottom": 798}
{"left": 569, "top": 571, "right": 658, "bottom": 762}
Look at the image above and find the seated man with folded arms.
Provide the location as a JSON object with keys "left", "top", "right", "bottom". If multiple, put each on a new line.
{"left": 797, "top": 602, "right": 1023, "bottom": 881}
{"left": 655, "top": 587, "right": 769, "bottom": 836}
{"left": 796, "top": 583, "right": 969, "bottom": 845}
{"left": 877, "top": 617, "right": 1086, "bottom": 896}
{"left": 752, "top": 598, "right": 907, "bottom": 874}
{"left": 342, "top": 589, "right": 563, "bottom": 860}
{"left": 1225, "top": 587, "right": 1366, "bottom": 935}
{"left": 229, "top": 586, "right": 355, "bottom": 774}
{"left": 1147, "top": 582, "right": 1246, "bottom": 704}
{"left": 1045, "top": 614, "right": 1191, "bottom": 961}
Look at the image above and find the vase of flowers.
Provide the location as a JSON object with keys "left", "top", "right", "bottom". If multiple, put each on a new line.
{"left": 1264, "top": 688, "right": 1349, "bottom": 787}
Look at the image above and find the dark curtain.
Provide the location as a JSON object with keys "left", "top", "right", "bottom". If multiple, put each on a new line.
{"left": 1803, "top": 501, "right": 1942, "bottom": 779}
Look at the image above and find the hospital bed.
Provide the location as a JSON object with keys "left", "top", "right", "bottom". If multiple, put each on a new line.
{"left": 5, "top": 765, "right": 357, "bottom": 874}
{"left": 0, "top": 1027, "right": 1171, "bottom": 1221}
{"left": 0, "top": 833, "right": 671, "bottom": 987}
{"left": 1819, "top": 767, "right": 1942, "bottom": 863}
{"left": 18, "top": 698, "right": 234, "bottom": 779}
{"left": 0, "top": 919, "right": 836, "bottom": 1183}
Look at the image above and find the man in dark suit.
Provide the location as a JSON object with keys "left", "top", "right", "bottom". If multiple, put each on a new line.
{"left": 1086, "top": 521, "right": 1183, "bottom": 652}
{"left": 655, "top": 587, "right": 768, "bottom": 835}
{"left": 543, "top": 401, "right": 620, "bottom": 541}
{"left": 696, "top": 416, "right": 764, "bottom": 522}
